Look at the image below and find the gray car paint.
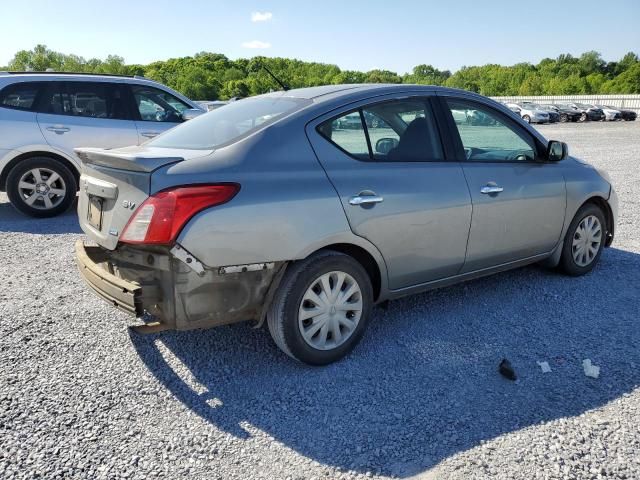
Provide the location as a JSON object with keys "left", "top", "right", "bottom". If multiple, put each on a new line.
{"left": 75, "top": 84, "right": 616, "bottom": 329}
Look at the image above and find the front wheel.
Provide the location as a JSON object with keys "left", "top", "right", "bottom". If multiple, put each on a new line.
{"left": 560, "top": 113, "right": 568, "bottom": 123}
{"left": 267, "top": 251, "right": 373, "bottom": 365}
{"left": 579, "top": 112, "right": 587, "bottom": 122}
{"left": 6, "top": 156, "right": 77, "bottom": 218}
{"left": 522, "top": 115, "right": 531, "bottom": 123}
{"left": 559, "top": 204, "right": 606, "bottom": 276}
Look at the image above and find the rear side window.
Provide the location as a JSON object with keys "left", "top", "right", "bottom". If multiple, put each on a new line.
{"left": 41, "top": 82, "right": 130, "bottom": 120}
{"left": 0, "top": 82, "right": 42, "bottom": 111}
{"left": 317, "top": 99, "right": 444, "bottom": 162}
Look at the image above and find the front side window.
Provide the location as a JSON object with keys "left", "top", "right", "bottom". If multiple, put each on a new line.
{"left": 446, "top": 100, "right": 537, "bottom": 162}
{"left": 148, "top": 95, "right": 311, "bottom": 150}
{"left": 132, "top": 85, "right": 190, "bottom": 123}
{"left": 0, "top": 82, "right": 42, "bottom": 111}
{"left": 41, "top": 82, "right": 129, "bottom": 120}
{"left": 318, "top": 99, "right": 444, "bottom": 162}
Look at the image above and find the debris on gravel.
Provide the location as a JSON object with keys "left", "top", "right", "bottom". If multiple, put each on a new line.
{"left": 1, "top": 121, "right": 639, "bottom": 479}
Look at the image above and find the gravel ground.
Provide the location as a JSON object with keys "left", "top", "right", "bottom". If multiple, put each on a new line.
{"left": 1, "top": 121, "right": 639, "bottom": 480}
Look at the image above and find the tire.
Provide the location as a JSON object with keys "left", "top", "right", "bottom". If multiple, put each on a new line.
{"left": 6, "top": 156, "right": 77, "bottom": 218}
{"left": 560, "top": 114, "right": 568, "bottom": 123}
{"left": 522, "top": 115, "right": 531, "bottom": 123}
{"left": 579, "top": 112, "right": 587, "bottom": 122}
{"left": 267, "top": 250, "right": 373, "bottom": 365}
{"left": 559, "top": 204, "right": 607, "bottom": 276}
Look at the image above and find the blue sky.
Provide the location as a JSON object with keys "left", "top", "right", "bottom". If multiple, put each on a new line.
{"left": 1, "top": 0, "right": 638, "bottom": 73}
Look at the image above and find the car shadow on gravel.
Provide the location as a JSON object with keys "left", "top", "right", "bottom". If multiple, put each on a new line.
{"left": 130, "top": 247, "right": 640, "bottom": 478}
{"left": 0, "top": 199, "right": 82, "bottom": 234}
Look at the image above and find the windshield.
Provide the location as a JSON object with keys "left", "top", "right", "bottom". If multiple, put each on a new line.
{"left": 149, "top": 95, "right": 311, "bottom": 150}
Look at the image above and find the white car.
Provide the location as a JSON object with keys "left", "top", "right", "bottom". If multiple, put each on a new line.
{"left": 591, "top": 104, "right": 622, "bottom": 121}
{"left": 0, "top": 72, "right": 204, "bottom": 217}
{"left": 505, "top": 103, "right": 550, "bottom": 124}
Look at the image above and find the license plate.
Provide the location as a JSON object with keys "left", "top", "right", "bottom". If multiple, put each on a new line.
{"left": 87, "top": 196, "right": 104, "bottom": 230}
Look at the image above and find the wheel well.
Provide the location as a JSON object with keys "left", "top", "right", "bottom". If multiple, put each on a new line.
{"left": 582, "top": 196, "right": 614, "bottom": 246}
{"left": 0, "top": 151, "right": 80, "bottom": 192}
{"left": 319, "top": 243, "right": 382, "bottom": 301}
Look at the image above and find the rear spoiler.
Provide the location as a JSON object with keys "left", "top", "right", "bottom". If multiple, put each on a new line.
{"left": 75, "top": 147, "right": 184, "bottom": 173}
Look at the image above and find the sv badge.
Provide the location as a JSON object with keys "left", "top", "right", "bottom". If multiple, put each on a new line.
{"left": 122, "top": 200, "right": 136, "bottom": 209}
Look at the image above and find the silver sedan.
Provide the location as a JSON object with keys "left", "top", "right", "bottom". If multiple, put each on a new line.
{"left": 75, "top": 84, "right": 617, "bottom": 365}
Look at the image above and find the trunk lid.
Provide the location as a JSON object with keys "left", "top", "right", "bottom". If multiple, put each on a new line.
{"left": 75, "top": 146, "right": 212, "bottom": 250}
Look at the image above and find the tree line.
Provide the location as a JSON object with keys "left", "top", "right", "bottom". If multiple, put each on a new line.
{"left": 4, "top": 45, "right": 639, "bottom": 100}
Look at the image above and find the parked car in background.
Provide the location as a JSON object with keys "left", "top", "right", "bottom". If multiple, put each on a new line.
{"left": 0, "top": 72, "right": 204, "bottom": 217}
{"left": 521, "top": 102, "right": 560, "bottom": 123}
{"left": 604, "top": 105, "right": 637, "bottom": 121}
{"left": 538, "top": 104, "right": 582, "bottom": 123}
{"left": 556, "top": 103, "right": 605, "bottom": 122}
{"left": 589, "top": 104, "right": 621, "bottom": 121}
{"left": 74, "top": 84, "right": 617, "bottom": 365}
{"left": 505, "top": 102, "right": 550, "bottom": 124}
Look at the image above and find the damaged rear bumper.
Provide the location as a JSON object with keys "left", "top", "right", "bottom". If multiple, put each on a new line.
{"left": 75, "top": 240, "right": 284, "bottom": 331}
{"left": 75, "top": 240, "right": 143, "bottom": 316}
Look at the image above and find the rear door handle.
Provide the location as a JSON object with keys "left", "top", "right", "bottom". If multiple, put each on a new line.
{"left": 46, "top": 125, "right": 70, "bottom": 134}
{"left": 480, "top": 185, "right": 504, "bottom": 194}
{"left": 349, "top": 195, "right": 384, "bottom": 206}
{"left": 140, "top": 131, "right": 160, "bottom": 138}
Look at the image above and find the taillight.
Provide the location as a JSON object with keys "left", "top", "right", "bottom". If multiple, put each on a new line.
{"left": 120, "top": 184, "right": 239, "bottom": 245}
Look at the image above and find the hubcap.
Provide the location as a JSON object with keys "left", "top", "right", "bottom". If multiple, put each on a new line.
{"left": 572, "top": 215, "right": 602, "bottom": 267}
{"left": 17, "top": 168, "right": 66, "bottom": 210}
{"left": 298, "top": 271, "right": 363, "bottom": 351}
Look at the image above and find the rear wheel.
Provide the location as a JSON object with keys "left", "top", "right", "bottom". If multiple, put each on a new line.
{"left": 559, "top": 113, "right": 568, "bottom": 123}
{"left": 267, "top": 250, "right": 373, "bottom": 365}
{"left": 559, "top": 204, "right": 606, "bottom": 276}
{"left": 579, "top": 112, "right": 587, "bottom": 122}
{"left": 6, "top": 156, "right": 77, "bottom": 218}
{"left": 522, "top": 115, "right": 531, "bottom": 123}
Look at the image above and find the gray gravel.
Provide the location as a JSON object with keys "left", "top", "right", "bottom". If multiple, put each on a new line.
{"left": 1, "top": 121, "right": 639, "bottom": 480}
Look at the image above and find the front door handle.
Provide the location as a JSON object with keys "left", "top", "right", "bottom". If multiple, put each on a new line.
{"left": 480, "top": 185, "right": 504, "bottom": 194}
{"left": 349, "top": 194, "right": 384, "bottom": 206}
{"left": 46, "top": 125, "right": 70, "bottom": 134}
{"left": 140, "top": 131, "right": 160, "bottom": 138}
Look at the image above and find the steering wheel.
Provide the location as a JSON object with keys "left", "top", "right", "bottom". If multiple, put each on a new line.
{"left": 506, "top": 150, "right": 530, "bottom": 162}
{"left": 464, "top": 147, "right": 479, "bottom": 160}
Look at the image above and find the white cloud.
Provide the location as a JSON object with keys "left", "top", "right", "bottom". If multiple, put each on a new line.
{"left": 251, "top": 11, "right": 273, "bottom": 22}
{"left": 241, "top": 40, "right": 272, "bottom": 49}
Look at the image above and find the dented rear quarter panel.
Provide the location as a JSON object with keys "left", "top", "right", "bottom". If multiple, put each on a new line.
{"left": 154, "top": 116, "right": 389, "bottom": 295}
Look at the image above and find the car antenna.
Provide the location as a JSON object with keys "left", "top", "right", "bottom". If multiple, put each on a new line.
{"left": 259, "top": 63, "right": 289, "bottom": 91}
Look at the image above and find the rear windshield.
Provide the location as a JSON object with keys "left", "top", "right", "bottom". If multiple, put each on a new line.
{"left": 148, "top": 95, "right": 311, "bottom": 150}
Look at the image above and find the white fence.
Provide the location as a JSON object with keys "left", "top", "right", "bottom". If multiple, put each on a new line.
{"left": 490, "top": 95, "right": 640, "bottom": 113}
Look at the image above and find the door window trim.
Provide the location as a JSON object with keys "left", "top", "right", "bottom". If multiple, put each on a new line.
{"left": 437, "top": 96, "right": 547, "bottom": 164}
{"left": 315, "top": 96, "right": 449, "bottom": 163}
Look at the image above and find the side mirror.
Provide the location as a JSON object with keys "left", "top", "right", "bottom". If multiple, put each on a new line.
{"left": 375, "top": 137, "right": 399, "bottom": 155}
{"left": 547, "top": 140, "right": 568, "bottom": 161}
{"left": 181, "top": 108, "right": 205, "bottom": 121}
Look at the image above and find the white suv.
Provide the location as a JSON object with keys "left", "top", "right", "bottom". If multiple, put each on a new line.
{"left": 0, "top": 72, "right": 204, "bottom": 217}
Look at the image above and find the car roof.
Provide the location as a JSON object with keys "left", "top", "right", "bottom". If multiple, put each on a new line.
{"left": 262, "top": 83, "right": 469, "bottom": 102}
{"left": 0, "top": 71, "right": 136, "bottom": 80}
{"left": 0, "top": 71, "right": 163, "bottom": 86}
